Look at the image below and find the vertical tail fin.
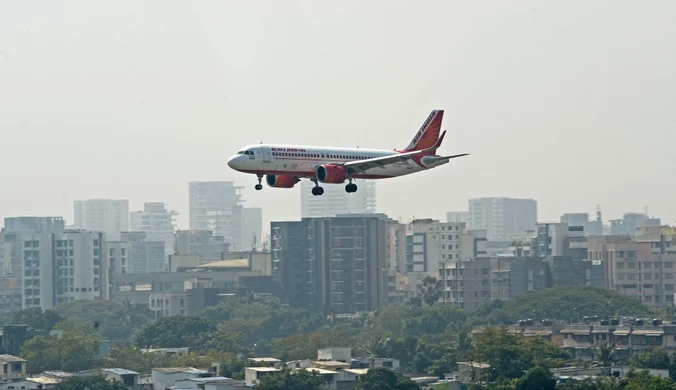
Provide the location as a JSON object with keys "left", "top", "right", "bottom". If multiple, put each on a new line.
{"left": 403, "top": 110, "right": 444, "bottom": 154}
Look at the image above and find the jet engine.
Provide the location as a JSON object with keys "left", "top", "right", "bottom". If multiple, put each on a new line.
{"left": 316, "top": 164, "right": 347, "bottom": 184}
{"left": 266, "top": 175, "right": 300, "bottom": 188}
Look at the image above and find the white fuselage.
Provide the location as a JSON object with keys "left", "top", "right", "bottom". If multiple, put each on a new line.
{"left": 227, "top": 144, "right": 436, "bottom": 180}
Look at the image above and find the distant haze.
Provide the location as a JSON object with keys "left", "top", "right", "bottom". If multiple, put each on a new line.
{"left": 1, "top": 0, "right": 675, "bottom": 231}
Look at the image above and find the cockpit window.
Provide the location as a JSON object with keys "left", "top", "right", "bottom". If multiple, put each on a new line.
{"left": 237, "top": 151, "right": 244, "bottom": 154}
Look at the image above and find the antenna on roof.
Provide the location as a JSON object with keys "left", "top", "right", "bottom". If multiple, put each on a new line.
{"left": 260, "top": 141, "right": 263, "bottom": 144}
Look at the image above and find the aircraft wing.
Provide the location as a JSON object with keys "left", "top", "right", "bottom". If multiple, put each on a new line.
{"left": 342, "top": 131, "right": 453, "bottom": 174}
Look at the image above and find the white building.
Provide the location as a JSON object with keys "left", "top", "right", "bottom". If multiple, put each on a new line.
{"left": 108, "top": 232, "right": 165, "bottom": 275}
{"left": 238, "top": 208, "right": 262, "bottom": 252}
{"left": 130, "top": 202, "right": 178, "bottom": 260}
{"left": 404, "top": 219, "right": 465, "bottom": 297}
{"left": 300, "top": 180, "right": 376, "bottom": 218}
{"left": 446, "top": 211, "right": 469, "bottom": 224}
{"left": 149, "top": 291, "right": 188, "bottom": 318}
{"left": 189, "top": 182, "right": 242, "bottom": 246}
{"left": 468, "top": 197, "right": 537, "bottom": 241}
{"left": 20, "top": 230, "right": 109, "bottom": 309}
{"left": 74, "top": 199, "right": 129, "bottom": 241}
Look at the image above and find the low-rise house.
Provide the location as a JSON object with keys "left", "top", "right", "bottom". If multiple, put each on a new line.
{"left": 174, "top": 376, "right": 232, "bottom": 389}
{"left": 9, "top": 376, "right": 60, "bottom": 390}
{"left": 247, "top": 358, "right": 282, "bottom": 368}
{"left": 204, "top": 380, "right": 252, "bottom": 390}
{"left": 152, "top": 367, "right": 212, "bottom": 390}
{"left": 0, "top": 355, "right": 27, "bottom": 381}
{"left": 243, "top": 367, "right": 281, "bottom": 385}
{"left": 100, "top": 368, "right": 140, "bottom": 389}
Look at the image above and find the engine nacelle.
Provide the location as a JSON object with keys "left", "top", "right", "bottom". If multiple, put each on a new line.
{"left": 266, "top": 175, "right": 300, "bottom": 188}
{"left": 316, "top": 164, "right": 347, "bottom": 184}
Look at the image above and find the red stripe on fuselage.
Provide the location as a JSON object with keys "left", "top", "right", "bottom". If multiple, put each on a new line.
{"left": 238, "top": 169, "right": 394, "bottom": 180}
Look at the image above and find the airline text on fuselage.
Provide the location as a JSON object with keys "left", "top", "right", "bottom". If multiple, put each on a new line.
{"left": 271, "top": 147, "right": 307, "bottom": 152}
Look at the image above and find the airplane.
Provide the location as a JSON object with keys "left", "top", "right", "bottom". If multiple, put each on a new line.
{"left": 226, "top": 109, "right": 469, "bottom": 196}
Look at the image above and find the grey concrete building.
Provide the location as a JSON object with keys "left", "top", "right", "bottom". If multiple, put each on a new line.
{"left": 271, "top": 215, "right": 388, "bottom": 314}
{"left": 468, "top": 197, "right": 537, "bottom": 241}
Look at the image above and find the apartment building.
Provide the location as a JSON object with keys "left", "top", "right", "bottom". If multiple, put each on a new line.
{"left": 438, "top": 257, "right": 492, "bottom": 309}
{"left": 74, "top": 199, "right": 129, "bottom": 241}
{"left": 19, "top": 230, "right": 109, "bottom": 309}
{"left": 300, "top": 180, "right": 376, "bottom": 218}
{"left": 188, "top": 181, "right": 244, "bottom": 247}
{"left": 271, "top": 215, "right": 388, "bottom": 314}
{"left": 587, "top": 235, "right": 676, "bottom": 307}
{"left": 130, "top": 202, "right": 178, "bottom": 260}
{"left": 174, "top": 230, "right": 229, "bottom": 262}
{"left": 468, "top": 197, "right": 537, "bottom": 241}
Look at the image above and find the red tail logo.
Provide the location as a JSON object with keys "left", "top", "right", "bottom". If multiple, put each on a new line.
{"left": 403, "top": 110, "right": 444, "bottom": 153}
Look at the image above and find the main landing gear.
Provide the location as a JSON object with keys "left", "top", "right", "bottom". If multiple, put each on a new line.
{"left": 255, "top": 175, "right": 263, "bottom": 191}
{"left": 345, "top": 183, "right": 357, "bottom": 193}
{"left": 311, "top": 186, "right": 324, "bottom": 196}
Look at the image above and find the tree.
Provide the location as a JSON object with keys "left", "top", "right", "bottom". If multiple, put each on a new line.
{"left": 256, "top": 369, "right": 327, "bottom": 390}
{"left": 274, "top": 330, "right": 355, "bottom": 361}
{"left": 56, "top": 300, "right": 152, "bottom": 342}
{"left": 135, "top": 316, "right": 215, "bottom": 348}
{"left": 473, "top": 286, "right": 658, "bottom": 325}
{"left": 20, "top": 332, "right": 101, "bottom": 374}
{"left": 418, "top": 277, "right": 440, "bottom": 306}
{"left": 472, "top": 327, "right": 566, "bottom": 381}
{"left": 54, "top": 374, "right": 127, "bottom": 390}
{"left": 597, "top": 342, "right": 616, "bottom": 367}
{"left": 622, "top": 369, "right": 676, "bottom": 390}
{"left": 12, "top": 307, "right": 63, "bottom": 331}
{"left": 353, "top": 367, "right": 419, "bottom": 390}
{"left": 515, "top": 366, "right": 556, "bottom": 390}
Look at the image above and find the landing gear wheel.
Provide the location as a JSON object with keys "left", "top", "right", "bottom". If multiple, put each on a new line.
{"left": 345, "top": 183, "right": 357, "bottom": 193}
{"left": 312, "top": 186, "right": 324, "bottom": 196}
{"left": 255, "top": 184, "right": 263, "bottom": 191}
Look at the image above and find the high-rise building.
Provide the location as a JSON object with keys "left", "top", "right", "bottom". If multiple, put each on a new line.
{"left": 438, "top": 257, "right": 492, "bottom": 310}
{"left": 300, "top": 180, "right": 376, "bottom": 218}
{"left": 174, "top": 230, "right": 229, "bottom": 262}
{"left": 189, "top": 182, "right": 242, "bottom": 246}
{"left": 3, "top": 217, "right": 65, "bottom": 234}
{"left": 468, "top": 197, "right": 538, "bottom": 241}
{"left": 130, "top": 202, "right": 178, "bottom": 260}
{"left": 115, "top": 232, "right": 166, "bottom": 274}
{"left": 609, "top": 212, "right": 661, "bottom": 237}
{"left": 239, "top": 208, "right": 263, "bottom": 251}
{"left": 19, "top": 229, "right": 109, "bottom": 309}
{"left": 271, "top": 215, "right": 388, "bottom": 314}
{"left": 446, "top": 212, "right": 469, "bottom": 224}
{"left": 1, "top": 217, "right": 69, "bottom": 313}
{"left": 74, "top": 199, "right": 129, "bottom": 241}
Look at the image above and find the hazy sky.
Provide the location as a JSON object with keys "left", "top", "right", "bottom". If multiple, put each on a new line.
{"left": 2, "top": 0, "right": 675, "bottom": 233}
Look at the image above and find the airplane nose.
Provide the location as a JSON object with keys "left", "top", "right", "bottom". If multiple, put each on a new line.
{"left": 227, "top": 155, "right": 237, "bottom": 169}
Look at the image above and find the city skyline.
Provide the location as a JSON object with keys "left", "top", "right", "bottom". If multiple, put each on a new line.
{"left": 2, "top": 1, "right": 675, "bottom": 232}
{"left": 0, "top": 187, "right": 665, "bottom": 237}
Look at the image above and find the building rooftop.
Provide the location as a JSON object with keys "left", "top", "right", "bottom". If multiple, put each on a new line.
{"left": 249, "top": 358, "right": 281, "bottom": 363}
{"left": 345, "top": 369, "right": 369, "bottom": 375}
{"left": 44, "top": 371, "right": 75, "bottom": 378}
{"left": 26, "top": 376, "right": 61, "bottom": 385}
{"left": 245, "top": 367, "right": 281, "bottom": 372}
{"left": 312, "top": 360, "right": 349, "bottom": 367}
{"left": 0, "top": 354, "right": 26, "bottom": 362}
{"left": 303, "top": 368, "right": 338, "bottom": 375}
{"left": 194, "top": 259, "right": 249, "bottom": 269}
{"left": 182, "top": 377, "right": 231, "bottom": 383}
{"left": 102, "top": 368, "right": 140, "bottom": 376}
{"left": 153, "top": 367, "right": 210, "bottom": 375}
